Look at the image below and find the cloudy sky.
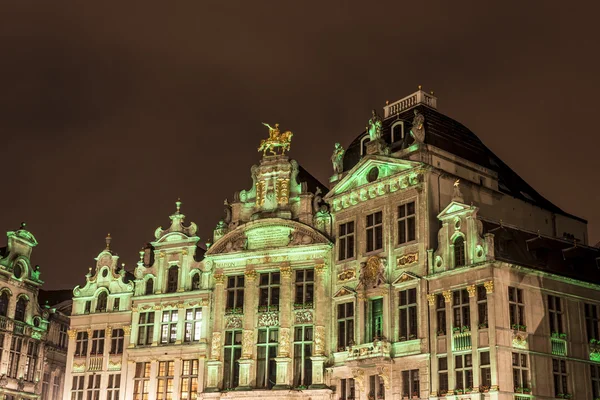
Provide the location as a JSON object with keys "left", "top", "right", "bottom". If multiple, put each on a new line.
{"left": 1, "top": 1, "right": 598, "bottom": 289}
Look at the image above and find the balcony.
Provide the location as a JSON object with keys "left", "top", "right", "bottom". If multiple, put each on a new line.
{"left": 550, "top": 337, "right": 567, "bottom": 356}
{"left": 88, "top": 356, "right": 104, "bottom": 371}
{"left": 347, "top": 340, "right": 391, "bottom": 361}
{"left": 452, "top": 328, "right": 472, "bottom": 351}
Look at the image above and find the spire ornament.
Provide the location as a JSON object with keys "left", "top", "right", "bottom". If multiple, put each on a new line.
{"left": 258, "top": 122, "right": 293, "bottom": 156}
{"left": 452, "top": 179, "right": 464, "bottom": 203}
{"left": 105, "top": 233, "right": 112, "bottom": 250}
{"left": 366, "top": 109, "right": 383, "bottom": 141}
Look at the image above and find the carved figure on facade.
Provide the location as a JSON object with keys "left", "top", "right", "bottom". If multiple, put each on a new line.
{"left": 377, "top": 366, "right": 391, "bottom": 389}
{"left": 224, "top": 235, "right": 247, "bottom": 252}
{"left": 259, "top": 122, "right": 293, "bottom": 156}
{"left": 410, "top": 109, "right": 426, "bottom": 143}
{"left": 366, "top": 109, "right": 383, "bottom": 141}
{"left": 452, "top": 179, "right": 464, "bottom": 203}
{"left": 352, "top": 369, "right": 365, "bottom": 391}
{"left": 241, "top": 330, "right": 254, "bottom": 358}
{"left": 331, "top": 143, "right": 345, "bottom": 174}
{"left": 314, "top": 326, "right": 325, "bottom": 356}
{"left": 278, "top": 327, "right": 291, "bottom": 357}
{"left": 289, "top": 230, "right": 314, "bottom": 246}
{"left": 210, "top": 332, "right": 222, "bottom": 361}
{"left": 258, "top": 312, "right": 280, "bottom": 327}
{"left": 225, "top": 315, "right": 242, "bottom": 329}
{"left": 294, "top": 310, "right": 313, "bottom": 324}
{"left": 359, "top": 256, "right": 386, "bottom": 288}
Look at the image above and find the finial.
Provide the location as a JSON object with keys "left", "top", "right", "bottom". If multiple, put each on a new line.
{"left": 139, "top": 249, "right": 145, "bottom": 261}
{"left": 88, "top": 267, "right": 92, "bottom": 273}
{"left": 176, "top": 198, "right": 182, "bottom": 213}
{"left": 418, "top": 85, "right": 422, "bottom": 90}
{"left": 385, "top": 100, "right": 389, "bottom": 105}
{"left": 537, "top": 229, "right": 541, "bottom": 237}
{"left": 430, "top": 91, "right": 435, "bottom": 95}
{"left": 105, "top": 233, "right": 112, "bottom": 250}
{"left": 20, "top": 222, "right": 26, "bottom": 229}
{"left": 121, "top": 263, "right": 125, "bottom": 269}
{"left": 500, "top": 219, "right": 503, "bottom": 227}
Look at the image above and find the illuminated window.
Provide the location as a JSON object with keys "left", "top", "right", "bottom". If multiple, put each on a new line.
{"left": 166, "top": 266, "right": 179, "bottom": 293}
{"left": 453, "top": 289, "right": 471, "bottom": 330}
{"left": 337, "top": 302, "right": 354, "bottom": 349}
{"left": 110, "top": 329, "right": 124, "bottom": 354}
{"left": 107, "top": 374, "right": 120, "bottom": 400}
{"left": 438, "top": 357, "right": 448, "bottom": 395}
{"left": 71, "top": 376, "right": 85, "bottom": 400}
{"left": 455, "top": 354, "right": 473, "bottom": 390}
{"left": 294, "top": 269, "right": 314, "bottom": 306}
{"left": 398, "top": 202, "right": 416, "bottom": 244}
{"left": 453, "top": 237, "right": 465, "bottom": 267}
{"left": 548, "top": 295, "right": 564, "bottom": 334}
{"left": 75, "top": 331, "right": 88, "bottom": 356}
{"left": 338, "top": 221, "right": 355, "bottom": 261}
{"left": 401, "top": 370, "right": 419, "bottom": 398}
{"left": 436, "top": 294, "right": 447, "bottom": 336}
{"left": 591, "top": 364, "right": 600, "bottom": 400}
{"left": 0, "top": 291, "right": 9, "bottom": 316}
{"left": 160, "top": 310, "right": 179, "bottom": 344}
{"left": 145, "top": 278, "right": 154, "bottom": 295}
{"left": 513, "top": 353, "right": 529, "bottom": 390}
{"left": 133, "top": 362, "right": 151, "bottom": 400}
{"left": 256, "top": 327, "right": 278, "bottom": 389}
{"left": 86, "top": 374, "right": 100, "bottom": 400}
{"left": 258, "top": 272, "right": 280, "bottom": 311}
{"left": 480, "top": 351, "right": 491, "bottom": 388}
{"left": 226, "top": 275, "right": 244, "bottom": 313}
{"left": 366, "top": 212, "right": 383, "bottom": 253}
{"left": 137, "top": 312, "right": 155, "bottom": 346}
{"left": 24, "top": 341, "right": 38, "bottom": 381}
{"left": 156, "top": 361, "right": 174, "bottom": 400}
{"left": 368, "top": 298, "right": 384, "bottom": 341}
{"left": 90, "top": 330, "right": 105, "bottom": 355}
{"left": 399, "top": 288, "right": 417, "bottom": 341}
{"left": 585, "top": 303, "right": 599, "bottom": 341}
{"left": 369, "top": 374, "right": 385, "bottom": 399}
{"left": 340, "top": 378, "right": 356, "bottom": 400}
{"left": 552, "top": 358, "right": 567, "bottom": 397}
{"left": 477, "top": 286, "right": 488, "bottom": 328}
{"left": 96, "top": 292, "right": 107, "bottom": 312}
{"left": 293, "top": 325, "right": 313, "bottom": 387}
{"left": 184, "top": 308, "right": 202, "bottom": 343}
{"left": 191, "top": 273, "right": 200, "bottom": 290}
{"left": 180, "top": 359, "right": 198, "bottom": 399}
{"left": 508, "top": 287, "right": 525, "bottom": 328}
{"left": 223, "top": 330, "right": 242, "bottom": 389}
{"left": 7, "top": 336, "right": 22, "bottom": 378}
{"left": 15, "top": 297, "right": 27, "bottom": 322}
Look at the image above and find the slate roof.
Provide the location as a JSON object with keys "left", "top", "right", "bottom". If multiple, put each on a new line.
{"left": 38, "top": 289, "right": 72, "bottom": 307}
{"left": 481, "top": 220, "right": 600, "bottom": 285}
{"left": 343, "top": 105, "right": 584, "bottom": 222}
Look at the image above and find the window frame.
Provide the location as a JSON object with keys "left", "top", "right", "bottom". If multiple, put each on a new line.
{"left": 401, "top": 369, "right": 420, "bottom": 398}
{"left": 398, "top": 288, "right": 418, "bottom": 341}
{"left": 166, "top": 265, "right": 179, "bottom": 293}
{"left": 223, "top": 330, "right": 242, "bottom": 390}
{"left": 512, "top": 352, "right": 529, "bottom": 390}
{"left": 338, "top": 220, "right": 356, "bottom": 261}
{"left": 508, "top": 287, "right": 526, "bottom": 329}
{"left": 455, "top": 353, "right": 473, "bottom": 391}
{"left": 258, "top": 272, "right": 280, "bottom": 311}
{"left": 365, "top": 211, "right": 384, "bottom": 253}
{"left": 293, "top": 325, "right": 313, "bottom": 387}
{"left": 184, "top": 308, "right": 202, "bottom": 343}
{"left": 133, "top": 362, "right": 151, "bottom": 400}
{"left": 110, "top": 328, "right": 124, "bottom": 355}
{"left": 156, "top": 360, "right": 174, "bottom": 400}
{"left": 294, "top": 269, "right": 314, "bottom": 306}
{"left": 226, "top": 275, "right": 245, "bottom": 313}
{"left": 137, "top": 311, "right": 155, "bottom": 346}
{"left": 160, "top": 310, "right": 179, "bottom": 344}
{"left": 397, "top": 201, "right": 416, "bottom": 246}
{"left": 180, "top": 359, "right": 199, "bottom": 399}
{"left": 337, "top": 301, "right": 355, "bottom": 350}
{"left": 256, "top": 327, "right": 279, "bottom": 389}
{"left": 548, "top": 295, "right": 564, "bottom": 335}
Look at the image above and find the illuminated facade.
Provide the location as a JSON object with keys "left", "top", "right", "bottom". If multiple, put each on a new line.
{"left": 64, "top": 89, "right": 600, "bottom": 400}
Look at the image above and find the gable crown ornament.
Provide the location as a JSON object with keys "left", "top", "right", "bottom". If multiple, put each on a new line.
{"left": 258, "top": 122, "right": 293, "bottom": 156}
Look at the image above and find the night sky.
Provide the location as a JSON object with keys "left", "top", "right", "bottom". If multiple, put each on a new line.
{"left": 1, "top": 2, "right": 598, "bottom": 290}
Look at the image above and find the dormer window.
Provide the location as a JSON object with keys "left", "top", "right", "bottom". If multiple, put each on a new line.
{"left": 454, "top": 237, "right": 466, "bottom": 267}
{"left": 167, "top": 266, "right": 179, "bottom": 293}
{"left": 191, "top": 274, "right": 200, "bottom": 290}
{"left": 96, "top": 292, "right": 108, "bottom": 312}
{"left": 391, "top": 121, "right": 404, "bottom": 143}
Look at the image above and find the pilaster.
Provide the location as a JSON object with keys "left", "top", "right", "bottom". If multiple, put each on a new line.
{"left": 309, "top": 355, "right": 328, "bottom": 388}
{"left": 484, "top": 280, "right": 498, "bottom": 388}
{"left": 273, "top": 357, "right": 292, "bottom": 390}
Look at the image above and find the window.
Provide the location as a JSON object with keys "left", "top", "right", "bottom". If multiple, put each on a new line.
{"left": 7, "top": 336, "right": 22, "bottom": 378}
{"left": 338, "top": 221, "right": 355, "bottom": 261}
{"left": 477, "top": 286, "right": 488, "bottom": 328}
{"left": 480, "top": 351, "right": 491, "bottom": 388}
{"left": 181, "top": 360, "right": 199, "bottom": 399}
{"left": 184, "top": 308, "right": 202, "bottom": 342}
{"left": 259, "top": 272, "right": 280, "bottom": 311}
{"left": 226, "top": 275, "right": 244, "bottom": 313}
{"left": 391, "top": 121, "right": 404, "bottom": 142}
{"left": 0, "top": 291, "right": 9, "bottom": 316}
{"left": 223, "top": 330, "right": 242, "bottom": 390}
{"left": 366, "top": 211, "right": 383, "bottom": 253}
{"left": 453, "top": 236, "right": 465, "bottom": 267}
{"left": 42, "top": 372, "right": 50, "bottom": 400}
{"left": 585, "top": 303, "right": 599, "bottom": 341}
{"left": 402, "top": 370, "right": 420, "bottom": 398}
{"left": 508, "top": 287, "right": 525, "bottom": 328}
{"left": 86, "top": 374, "right": 100, "bottom": 400}
{"left": 145, "top": 278, "right": 154, "bottom": 295}
{"left": 113, "top": 297, "right": 120, "bottom": 311}
{"left": 439, "top": 357, "right": 450, "bottom": 394}
{"left": 293, "top": 326, "right": 313, "bottom": 387}
{"left": 398, "top": 202, "right": 416, "bottom": 244}
{"left": 512, "top": 353, "right": 528, "bottom": 390}
{"left": 71, "top": 376, "right": 85, "bottom": 400}
{"left": 368, "top": 298, "right": 384, "bottom": 341}
{"left": 96, "top": 292, "right": 107, "bottom": 312}
{"left": 160, "top": 310, "right": 179, "bottom": 344}
{"left": 369, "top": 374, "right": 385, "bottom": 399}
{"left": 191, "top": 273, "right": 200, "bottom": 290}
{"left": 75, "top": 331, "right": 88, "bottom": 356}
{"left": 53, "top": 376, "right": 61, "bottom": 400}
{"left": 156, "top": 361, "right": 174, "bottom": 400}
{"left": 340, "top": 378, "right": 356, "bottom": 400}
{"left": 436, "top": 294, "right": 446, "bottom": 336}
{"left": 337, "top": 302, "right": 354, "bottom": 349}
{"left": 166, "top": 266, "right": 179, "bottom": 293}
{"left": 110, "top": 329, "right": 124, "bottom": 354}
{"left": 138, "top": 312, "right": 155, "bottom": 345}
{"left": 453, "top": 289, "right": 470, "bottom": 330}
{"left": 592, "top": 364, "right": 600, "bottom": 400}
{"left": 295, "top": 269, "right": 314, "bottom": 306}
{"left": 455, "top": 354, "right": 473, "bottom": 390}
{"left": 15, "top": 296, "right": 27, "bottom": 321}
{"left": 0, "top": 333, "right": 4, "bottom": 364}
{"left": 107, "top": 374, "right": 121, "bottom": 400}
{"left": 552, "top": 358, "right": 568, "bottom": 397}
{"left": 399, "top": 288, "right": 417, "bottom": 341}
{"left": 547, "top": 295, "right": 564, "bottom": 335}
{"left": 85, "top": 301, "right": 91, "bottom": 314}
{"left": 59, "top": 324, "right": 68, "bottom": 349}
{"left": 133, "top": 362, "right": 151, "bottom": 400}
{"left": 256, "top": 327, "right": 278, "bottom": 389}
{"left": 24, "top": 341, "right": 39, "bottom": 381}
{"left": 90, "top": 330, "right": 105, "bottom": 355}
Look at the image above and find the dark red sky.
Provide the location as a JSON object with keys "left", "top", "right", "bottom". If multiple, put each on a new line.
{"left": 1, "top": 2, "right": 598, "bottom": 290}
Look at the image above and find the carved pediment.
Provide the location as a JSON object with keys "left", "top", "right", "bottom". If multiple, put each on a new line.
{"left": 437, "top": 201, "right": 474, "bottom": 220}
{"left": 333, "top": 286, "right": 356, "bottom": 298}
{"left": 392, "top": 271, "right": 420, "bottom": 285}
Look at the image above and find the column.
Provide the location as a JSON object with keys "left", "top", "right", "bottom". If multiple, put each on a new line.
{"left": 484, "top": 280, "right": 498, "bottom": 390}
{"left": 443, "top": 290, "right": 454, "bottom": 390}
{"left": 467, "top": 285, "right": 479, "bottom": 391}
{"left": 124, "top": 360, "right": 136, "bottom": 400}
{"left": 205, "top": 271, "right": 225, "bottom": 392}
{"left": 236, "top": 268, "right": 257, "bottom": 390}
{"left": 274, "top": 264, "right": 292, "bottom": 389}
{"left": 152, "top": 305, "right": 162, "bottom": 346}
{"left": 236, "top": 330, "right": 254, "bottom": 390}
{"left": 427, "top": 294, "right": 438, "bottom": 397}
{"left": 176, "top": 302, "right": 185, "bottom": 345}
{"left": 357, "top": 292, "right": 366, "bottom": 344}
{"left": 129, "top": 309, "right": 139, "bottom": 348}
{"left": 149, "top": 360, "right": 158, "bottom": 400}
{"left": 311, "top": 262, "right": 328, "bottom": 388}
{"left": 63, "top": 329, "right": 78, "bottom": 400}
{"left": 172, "top": 358, "right": 182, "bottom": 398}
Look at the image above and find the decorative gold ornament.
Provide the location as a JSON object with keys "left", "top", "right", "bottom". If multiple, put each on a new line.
{"left": 314, "top": 326, "right": 325, "bottom": 356}
{"left": 314, "top": 263, "right": 326, "bottom": 276}
{"left": 213, "top": 273, "right": 225, "bottom": 285}
{"left": 442, "top": 290, "right": 452, "bottom": 303}
{"left": 210, "top": 332, "right": 222, "bottom": 361}
{"left": 258, "top": 122, "right": 293, "bottom": 156}
{"left": 279, "top": 263, "right": 292, "bottom": 279}
{"left": 123, "top": 325, "right": 132, "bottom": 336}
{"left": 67, "top": 329, "right": 77, "bottom": 339}
{"left": 244, "top": 268, "right": 257, "bottom": 282}
{"left": 337, "top": 269, "right": 356, "bottom": 282}
{"left": 427, "top": 294, "right": 435, "bottom": 306}
{"left": 484, "top": 280, "right": 494, "bottom": 294}
{"left": 256, "top": 181, "right": 266, "bottom": 206}
{"left": 397, "top": 252, "right": 419, "bottom": 266}
{"left": 276, "top": 178, "right": 290, "bottom": 205}
{"left": 278, "top": 327, "right": 291, "bottom": 357}
{"left": 466, "top": 285, "right": 476, "bottom": 297}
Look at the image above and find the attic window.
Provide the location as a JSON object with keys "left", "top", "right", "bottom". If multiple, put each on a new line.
{"left": 13, "top": 264, "right": 23, "bottom": 279}
{"left": 367, "top": 167, "right": 379, "bottom": 183}
{"left": 454, "top": 237, "right": 466, "bottom": 267}
{"left": 360, "top": 136, "right": 369, "bottom": 156}
{"left": 391, "top": 121, "right": 404, "bottom": 142}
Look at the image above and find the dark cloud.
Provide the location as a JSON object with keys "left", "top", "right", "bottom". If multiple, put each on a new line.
{"left": 0, "top": 1, "right": 598, "bottom": 289}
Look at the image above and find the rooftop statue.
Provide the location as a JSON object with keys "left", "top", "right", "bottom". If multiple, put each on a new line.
{"left": 331, "top": 142, "right": 345, "bottom": 174}
{"left": 258, "top": 122, "right": 293, "bottom": 156}
{"left": 410, "top": 109, "right": 426, "bottom": 143}
{"left": 366, "top": 109, "right": 382, "bottom": 141}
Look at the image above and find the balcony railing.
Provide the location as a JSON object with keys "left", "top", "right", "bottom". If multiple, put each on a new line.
{"left": 88, "top": 356, "right": 103, "bottom": 372}
{"left": 347, "top": 340, "right": 391, "bottom": 361}
{"left": 453, "top": 330, "right": 472, "bottom": 351}
{"left": 551, "top": 337, "right": 567, "bottom": 356}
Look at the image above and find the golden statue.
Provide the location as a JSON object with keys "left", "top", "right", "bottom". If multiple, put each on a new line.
{"left": 258, "top": 122, "right": 293, "bottom": 156}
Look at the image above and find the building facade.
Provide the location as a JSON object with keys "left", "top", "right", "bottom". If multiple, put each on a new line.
{"left": 63, "top": 89, "right": 600, "bottom": 400}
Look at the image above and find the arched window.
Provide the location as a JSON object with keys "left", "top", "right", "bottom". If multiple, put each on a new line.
{"left": 0, "top": 292, "right": 9, "bottom": 316}
{"left": 454, "top": 236, "right": 466, "bottom": 267}
{"left": 191, "top": 274, "right": 200, "bottom": 290}
{"left": 96, "top": 292, "right": 108, "bottom": 312}
{"left": 15, "top": 297, "right": 27, "bottom": 322}
{"left": 145, "top": 278, "right": 154, "bottom": 295}
{"left": 391, "top": 121, "right": 404, "bottom": 143}
{"left": 167, "top": 266, "right": 179, "bottom": 293}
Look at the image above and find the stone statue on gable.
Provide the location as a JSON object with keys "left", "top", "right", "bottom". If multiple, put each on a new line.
{"left": 410, "top": 109, "right": 425, "bottom": 143}
{"left": 331, "top": 143, "right": 345, "bottom": 174}
{"left": 366, "top": 109, "right": 383, "bottom": 141}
